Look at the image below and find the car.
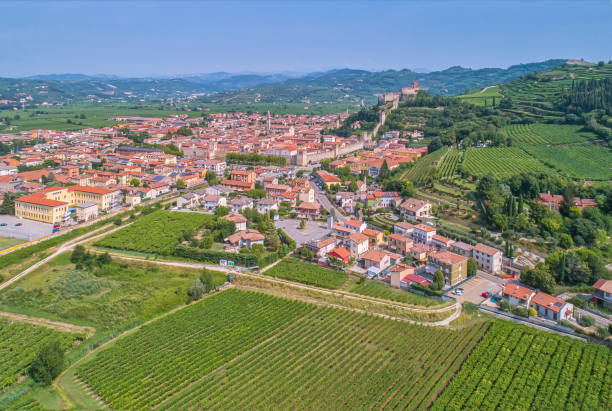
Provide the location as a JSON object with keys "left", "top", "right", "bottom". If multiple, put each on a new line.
{"left": 481, "top": 292, "right": 490, "bottom": 298}
{"left": 453, "top": 288, "right": 464, "bottom": 295}
{"left": 14, "top": 223, "right": 22, "bottom": 226}
{"left": 0, "top": 223, "right": 6, "bottom": 226}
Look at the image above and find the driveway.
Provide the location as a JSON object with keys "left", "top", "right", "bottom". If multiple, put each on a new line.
{"left": 275, "top": 218, "right": 331, "bottom": 246}
{"left": 448, "top": 273, "right": 504, "bottom": 305}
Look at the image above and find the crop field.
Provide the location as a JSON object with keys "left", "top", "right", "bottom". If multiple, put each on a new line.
{"left": 462, "top": 147, "right": 550, "bottom": 178}
{"left": 501, "top": 123, "right": 597, "bottom": 145}
{"left": 458, "top": 86, "right": 503, "bottom": 107}
{"left": 75, "top": 289, "right": 488, "bottom": 410}
{"left": 344, "top": 277, "right": 441, "bottom": 307}
{"left": 264, "top": 257, "right": 347, "bottom": 289}
{"left": 432, "top": 321, "right": 612, "bottom": 411}
{"left": 522, "top": 144, "right": 612, "bottom": 180}
{"left": 402, "top": 147, "right": 447, "bottom": 185}
{"left": 437, "top": 148, "right": 463, "bottom": 179}
{"left": 95, "top": 210, "right": 213, "bottom": 255}
{"left": 0, "top": 318, "right": 80, "bottom": 389}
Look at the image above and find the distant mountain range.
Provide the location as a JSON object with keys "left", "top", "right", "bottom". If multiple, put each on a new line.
{"left": 0, "top": 59, "right": 567, "bottom": 107}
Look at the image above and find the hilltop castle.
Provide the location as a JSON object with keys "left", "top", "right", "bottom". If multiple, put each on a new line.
{"left": 378, "top": 81, "right": 420, "bottom": 105}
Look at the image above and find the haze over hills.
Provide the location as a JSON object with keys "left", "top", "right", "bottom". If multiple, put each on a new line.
{"left": 0, "top": 59, "right": 566, "bottom": 107}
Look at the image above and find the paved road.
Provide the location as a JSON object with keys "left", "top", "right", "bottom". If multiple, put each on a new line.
{"left": 309, "top": 180, "right": 348, "bottom": 223}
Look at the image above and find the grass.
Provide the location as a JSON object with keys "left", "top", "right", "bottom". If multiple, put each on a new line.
{"left": 458, "top": 86, "right": 503, "bottom": 107}
{"left": 264, "top": 257, "right": 348, "bottom": 289}
{"left": 0, "top": 237, "right": 24, "bottom": 252}
{"left": 343, "top": 277, "right": 442, "bottom": 307}
{"left": 0, "top": 252, "right": 227, "bottom": 330}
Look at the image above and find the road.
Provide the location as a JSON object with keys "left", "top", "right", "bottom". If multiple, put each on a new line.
{"left": 309, "top": 180, "right": 348, "bottom": 223}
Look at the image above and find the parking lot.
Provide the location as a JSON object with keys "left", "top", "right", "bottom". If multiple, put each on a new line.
{"left": 275, "top": 218, "right": 331, "bottom": 246}
{"left": 447, "top": 273, "right": 504, "bottom": 305}
{"left": 0, "top": 215, "right": 53, "bottom": 241}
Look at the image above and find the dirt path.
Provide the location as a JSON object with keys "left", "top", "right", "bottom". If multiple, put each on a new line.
{"left": 0, "top": 311, "right": 96, "bottom": 337}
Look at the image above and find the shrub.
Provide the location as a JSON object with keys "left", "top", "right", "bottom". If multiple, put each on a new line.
{"left": 499, "top": 300, "right": 511, "bottom": 312}
{"left": 29, "top": 340, "right": 64, "bottom": 385}
{"left": 188, "top": 279, "right": 206, "bottom": 301}
{"left": 578, "top": 315, "right": 595, "bottom": 327}
{"left": 596, "top": 326, "right": 610, "bottom": 339}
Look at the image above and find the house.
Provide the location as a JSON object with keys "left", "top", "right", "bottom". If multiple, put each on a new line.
{"left": 363, "top": 228, "right": 384, "bottom": 246}
{"left": 296, "top": 202, "right": 320, "bottom": 219}
{"left": 305, "top": 237, "right": 337, "bottom": 257}
{"left": 257, "top": 198, "right": 278, "bottom": 214}
{"left": 221, "top": 170, "right": 256, "bottom": 191}
{"left": 502, "top": 284, "right": 536, "bottom": 308}
{"left": 74, "top": 201, "right": 98, "bottom": 222}
{"left": 327, "top": 247, "right": 351, "bottom": 265}
{"left": 202, "top": 195, "right": 227, "bottom": 210}
{"left": 431, "top": 234, "right": 454, "bottom": 251}
{"left": 388, "top": 233, "right": 413, "bottom": 256}
{"left": 531, "top": 292, "right": 574, "bottom": 322}
{"left": 362, "top": 249, "right": 391, "bottom": 271}
{"left": 389, "top": 263, "right": 415, "bottom": 288}
{"left": 205, "top": 184, "right": 233, "bottom": 197}
{"left": 538, "top": 191, "right": 598, "bottom": 212}
{"left": 393, "top": 221, "right": 414, "bottom": 238}
{"left": 225, "top": 212, "right": 248, "bottom": 231}
{"left": 399, "top": 198, "right": 431, "bottom": 221}
{"left": 346, "top": 232, "right": 369, "bottom": 257}
{"left": 473, "top": 243, "right": 503, "bottom": 274}
{"left": 413, "top": 224, "right": 436, "bottom": 244}
{"left": 177, "top": 193, "right": 199, "bottom": 209}
{"left": 401, "top": 273, "right": 431, "bottom": 288}
{"left": 316, "top": 170, "right": 341, "bottom": 189}
{"left": 344, "top": 219, "right": 367, "bottom": 233}
{"left": 227, "top": 229, "right": 265, "bottom": 249}
{"left": 451, "top": 241, "right": 474, "bottom": 258}
{"left": 230, "top": 196, "right": 253, "bottom": 212}
{"left": 333, "top": 223, "right": 354, "bottom": 238}
{"left": 427, "top": 251, "right": 468, "bottom": 286}
{"left": 592, "top": 279, "right": 612, "bottom": 309}
{"left": 410, "top": 243, "right": 434, "bottom": 264}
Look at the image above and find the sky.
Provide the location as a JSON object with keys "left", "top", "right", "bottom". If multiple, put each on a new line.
{"left": 1, "top": 0, "right": 612, "bottom": 77}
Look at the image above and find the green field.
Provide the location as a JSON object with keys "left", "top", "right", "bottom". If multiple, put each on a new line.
{"left": 95, "top": 210, "right": 214, "bottom": 255}
{"left": 344, "top": 277, "right": 441, "bottom": 306}
{"left": 0, "top": 237, "right": 24, "bottom": 252}
{"left": 432, "top": 321, "right": 612, "bottom": 411}
{"left": 462, "top": 147, "right": 550, "bottom": 178}
{"left": 0, "top": 318, "right": 80, "bottom": 390}
{"left": 438, "top": 147, "right": 463, "bottom": 179}
{"left": 521, "top": 144, "right": 612, "bottom": 180}
{"left": 401, "top": 147, "right": 448, "bottom": 185}
{"left": 0, "top": 252, "right": 226, "bottom": 329}
{"left": 74, "top": 289, "right": 488, "bottom": 410}
{"left": 264, "top": 257, "right": 347, "bottom": 289}
{"left": 458, "top": 86, "right": 504, "bottom": 107}
{"left": 501, "top": 123, "right": 598, "bottom": 145}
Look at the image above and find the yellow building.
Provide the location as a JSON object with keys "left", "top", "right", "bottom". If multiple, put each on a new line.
{"left": 14, "top": 194, "right": 69, "bottom": 224}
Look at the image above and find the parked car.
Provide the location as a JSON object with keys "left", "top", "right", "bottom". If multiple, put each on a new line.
{"left": 0, "top": 223, "right": 7, "bottom": 226}
{"left": 453, "top": 288, "right": 464, "bottom": 295}
{"left": 14, "top": 223, "right": 22, "bottom": 226}
{"left": 481, "top": 291, "right": 492, "bottom": 298}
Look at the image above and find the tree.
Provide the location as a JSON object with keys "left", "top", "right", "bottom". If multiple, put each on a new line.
{"left": 520, "top": 263, "right": 556, "bottom": 293}
{"left": 200, "top": 269, "right": 216, "bottom": 292}
{"left": 188, "top": 279, "right": 206, "bottom": 301}
{"left": 431, "top": 270, "right": 445, "bottom": 290}
{"left": 130, "top": 178, "right": 140, "bottom": 187}
{"left": 29, "top": 340, "right": 64, "bottom": 385}
{"left": 378, "top": 160, "right": 390, "bottom": 181}
{"left": 70, "top": 245, "right": 86, "bottom": 264}
{"left": 201, "top": 236, "right": 213, "bottom": 249}
{"left": 348, "top": 181, "right": 358, "bottom": 192}
{"left": 96, "top": 252, "right": 112, "bottom": 266}
{"left": 299, "top": 219, "right": 306, "bottom": 230}
{"left": 0, "top": 193, "right": 15, "bottom": 214}
{"left": 467, "top": 258, "right": 477, "bottom": 277}
{"left": 504, "top": 241, "right": 514, "bottom": 258}
{"left": 559, "top": 233, "right": 574, "bottom": 249}
{"left": 205, "top": 170, "right": 218, "bottom": 185}
{"left": 175, "top": 179, "right": 185, "bottom": 189}
{"left": 265, "top": 232, "right": 280, "bottom": 251}
{"left": 492, "top": 213, "right": 508, "bottom": 231}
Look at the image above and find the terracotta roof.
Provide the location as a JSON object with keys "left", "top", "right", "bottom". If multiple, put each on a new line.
{"left": 474, "top": 243, "right": 501, "bottom": 256}
{"left": 414, "top": 224, "right": 436, "bottom": 233}
{"left": 532, "top": 292, "right": 567, "bottom": 313}
{"left": 328, "top": 247, "right": 350, "bottom": 260}
{"left": 227, "top": 229, "right": 264, "bottom": 244}
{"left": 347, "top": 232, "right": 369, "bottom": 244}
{"left": 503, "top": 284, "right": 535, "bottom": 301}
{"left": 362, "top": 249, "right": 389, "bottom": 263}
{"left": 593, "top": 279, "right": 612, "bottom": 294}
{"left": 68, "top": 185, "right": 113, "bottom": 195}
{"left": 429, "top": 251, "right": 467, "bottom": 265}
{"left": 16, "top": 193, "right": 66, "bottom": 207}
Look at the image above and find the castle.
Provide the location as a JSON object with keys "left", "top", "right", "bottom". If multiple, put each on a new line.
{"left": 378, "top": 81, "right": 420, "bottom": 106}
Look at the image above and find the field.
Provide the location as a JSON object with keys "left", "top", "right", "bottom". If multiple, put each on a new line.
{"left": 344, "top": 277, "right": 441, "bottom": 307}
{"left": 437, "top": 147, "right": 463, "bottom": 179}
{"left": 95, "top": 210, "right": 213, "bottom": 255}
{"left": 401, "top": 147, "right": 448, "bottom": 185}
{"left": 0, "top": 237, "right": 24, "bottom": 252}
{"left": 462, "top": 147, "right": 550, "bottom": 178}
{"left": 0, "top": 252, "right": 227, "bottom": 329}
{"left": 522, "top": 144, "right": 612, "bottom": 180}
{"left": 432, "top": 321, "right": 612, "bottom": 410}
{"left": 0, "top": 318, "right": 80, "bottom": 389}
{"left": 74, "top": 289, "right": 488, "bottom": 410}
{"left": 263, "top": 257, "right": 347, "bottom": 289}
{"left": 458, "top": 86, "right": 504, "bottom": 107}
{"left": 501, "top": 123, "right": 597, "bottom": 145}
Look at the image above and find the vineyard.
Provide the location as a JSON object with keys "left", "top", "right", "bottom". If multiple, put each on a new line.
{"left": 432, "top": 321, "right": 612, "bottom": 411}
{"left": 0, "top": 318, "right": 80, "bottom": 389}
{"left": 437, "top": 148, "right": 463, "bottom": 179}
{"left": 263, "top": 257, "right": 347, "bottom": 289}
{"left": 345, "top": 277, "right": 441, "bottom": 307}
{"left": 95, "top": 210, "right": 214, "bottom": 255}
{"left": 501, "top": 123, "right": 597, "bottom": 145}
{"left": 462, "top": 147, "right": 550, "bottom": 178}
{"left": 76, "top": 290, "right": 314, "bottom": 410}
{"left": 401, "top": 147, "right": 448, "bottom": 185}
{"left": 75, "top": 289, "right": 488, "bottom": 410}
{"left": 522, "top": 144, "right": 612, "bottom": 180}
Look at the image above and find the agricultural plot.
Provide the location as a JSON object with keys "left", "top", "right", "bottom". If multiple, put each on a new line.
{"left": 522, "top": 144, "right": 612, "bottom": 180}
{"left": 458, "top": 86, "right": 503, "bottom": 107}
{"left": 75, "top": 290, "right": 314, "bottom": 410}
{"left": 402, "top": 147, "right": 447, "bottom": 185}
{"left": 0, "top": 318, "right": 80, "bottom": 389}
{"left": 264, "top": 257, "right": 347, "bottom": 289}
{"left": 432, "top": 321, "right": 612, "bottom": 411}
{"left": 95, "top": 210, "right": 213, "bottom": 255}
{"left": 501, "top": 123, "right": 597, "bottom": 145}
{"left": 75, "top": 289, "right": 488, "bottom": 410}
{"left": 462, "top": 147, "right": 550, "bottom": 178}
{"left": 437, "top": 148, "right": 463, "bottom": 179}
{"left": 344, "top": 277, "right": 441, "bottom": 307}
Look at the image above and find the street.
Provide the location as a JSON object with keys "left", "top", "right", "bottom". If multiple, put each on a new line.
{"left": 309, "top": 180, "right": 348, "bottom": 223}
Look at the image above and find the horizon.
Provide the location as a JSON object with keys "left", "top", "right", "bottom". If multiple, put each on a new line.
{"left": 1, "top": 0, "right": 611, "bottom": 77}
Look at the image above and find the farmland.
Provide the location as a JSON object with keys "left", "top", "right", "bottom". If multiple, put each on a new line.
{"left": 263, "top": 257, "right": 347, "bottom": 289}
{"left": 95, "top": 210, "right": 213, "bottom": 255}
{"left": 432, "top": 321, "right": 612, "bottom": 411}
{"left": 501, "top": 123, "right": 597, "bottom": 145}
{"left": 521, "top": 144, "right": 612, "bottom": 180}
{"left": 0, "top": 318, "right": 80, "bottom": 390}
{"left": 344, "top": 277, "right": 442, "bottom": 307}
{"left": 458, "top": 86, "right": 503, "bottom": 107}
{"left": 437, "top": 147, "right": 463, "bottom": 179}
{"left": 462, "top": 147, "right": 550, "bottom": 179}
{"left": 74, "top": 289, "right": 488, "bottom": 410}
{"left": 401, "top": 147, "right": 448, "bottom": 185}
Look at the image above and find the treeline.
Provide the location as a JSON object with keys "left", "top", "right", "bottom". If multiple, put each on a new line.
{"left": 558, "top": 78, "right": 612, "bottom": 114}
{"left": 225, "top": 153, "right": 286, "bottom": 166}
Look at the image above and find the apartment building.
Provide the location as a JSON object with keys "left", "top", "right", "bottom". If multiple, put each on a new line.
{"left": 473, "top": 243, "right": 502, "bottom": 273}
{"left": 426, "top": 251, "right": 468, "bottom": 286}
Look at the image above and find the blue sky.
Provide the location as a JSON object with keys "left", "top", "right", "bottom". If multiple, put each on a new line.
{"left": 1, "top": 0, "right": 611, "bottom": 77}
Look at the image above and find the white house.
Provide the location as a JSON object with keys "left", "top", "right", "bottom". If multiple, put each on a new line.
{"left": 502, "top": 284, "right": 536, "bottom": 308}
{"left": 412, "top": 224, "right": 436, "bottom": 245}
{"left": 394, "top": 221, "right": 414, "bottom": 238}
{"left": 346, "top": 232, "right": 369, "bottom": 257}
{"left": 344, "top": 219, "right": 367, "bottom": 233}
{"left": 399, "top": 198, "right": 431, "bottom": 221}
{"left": 531, "top": 292, "right": 573, "bottom": 322}
{"left": 473, "top": 243, "right": 503, "bottom": 273}
{"left": 257, "top": 198, "right": 279, "bottom": 214}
